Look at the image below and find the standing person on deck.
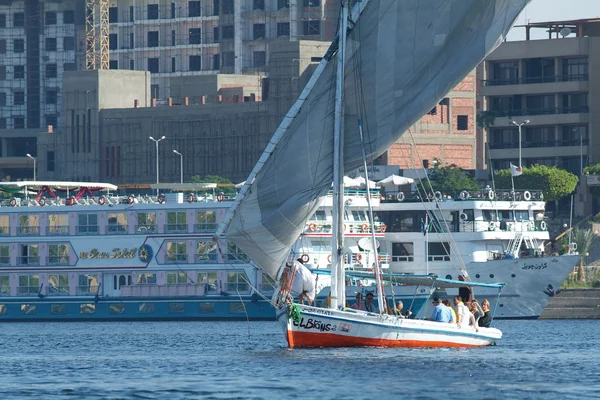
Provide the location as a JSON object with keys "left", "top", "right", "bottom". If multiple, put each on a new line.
{"left": 458, "top": 275, "right": 473, "bottom": 303}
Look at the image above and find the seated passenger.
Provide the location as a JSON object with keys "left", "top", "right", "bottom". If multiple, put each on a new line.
{"left": 351, "top": 293, "right": 366, "bottom": 311}
{"left": 430, "top": 297, "right": 453, "bottom": 323}
{"left": 478, "top": 299, "right": 493, "bottom": 328}
{"left": 442, "top": 299, "right": 457, "bottom": 323}
{"left": 454, "top": 295, "right": 478, "bottom": 332}
{"left": 470, "top": 299, "right": 484, "bottom": 324}
{"left": 364, "top": 292, "right": 379, "bottom": 313}
{"left": 392, "top": 300, "right": 412, "bottom": 318}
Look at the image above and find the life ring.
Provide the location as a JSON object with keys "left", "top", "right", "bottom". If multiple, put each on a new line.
{"left": 187, "top": 193, "right": 195, "bottom": 203}
{"left": 571, "top": 242, "right": 578, "bottom": 251}
{"left": 460, "top": 190, "right": 469, "bottom": 200}
{"left": 377, "top": 254, "right": 383, "bottom": 263}
{"left": 98, "top": 196, "right": 106, "bottom": 205}
{"left": 396, "top": 192, "right": 405, "bottom": 202}
{"left": 39, "top": 197, "right": 46, "bottom": 207}
{"left": 9, "top": 198, "right": 16, "bottom": 207}
{"left": 380, "top": 224, "right": 387, "bottom": 233}
{"left": 343, "top": 224, "right": 347, "bottom": 232}
{"left": 127, "top": 194, "right": 135, "bottom": 204}
{"left": 157, "top": 194, "right": 165, "bottom": 204}
{"left": 301, "top": 254, "right": 310, "bottom": 263}
{"left": 523, "top": 191, "right": 531, "bottom": 201}
{"left": 489, "top": 221, "right": 497, "bottom": 231}
{"left": 356, "top": 253, "right": 362, "bottom": 262}
{"left": 308, "top": 223, "right": 317, "bottom": 232}
{"left": 361, "top": 224, "right": 368, "bottom": 232}
{"left": 460, "top": 212, "right": 468, "bottom": 221}
{"left": 488, "top": 190, "right": 495, "bottom": 200}
{"left": 327, "top": 254, "right": 332, "bottom": 263}
{"left": 540, "top": 221, "right": 547, "bottom": 230}
{"left": 434, "top": 191, "right": 442, "bottom": 200}
{"left": 217, "top": 193, "right": 225, "bottom": 202}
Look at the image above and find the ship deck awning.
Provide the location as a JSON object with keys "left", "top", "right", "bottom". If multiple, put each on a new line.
{"left": 149, "top": 183, "right": 219, "bottom": 190}
{"left": 0, "top": 181, "right": 118, "bottom": 191}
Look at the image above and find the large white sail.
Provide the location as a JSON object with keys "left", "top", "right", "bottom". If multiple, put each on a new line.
{"left": 222, "top": 0, "right": 530, "bottom": 279}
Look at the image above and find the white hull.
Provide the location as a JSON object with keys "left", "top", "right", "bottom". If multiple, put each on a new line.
{"left": 277, "top": 303, "right": 501, "bottom": 348}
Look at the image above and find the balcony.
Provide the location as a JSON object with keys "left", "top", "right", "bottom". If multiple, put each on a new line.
{"left": 195, "top": 253, "right": 218, "bottom": 263}
{"left": 107, "top": 225, "right": 128, "bottom": 234}
{"left": 0, "top": 257, "right": 9, "bottom": 266}
{"left": 489, "top": 138, "right": 588, "bottom": 150}
{"left": 194, "top": 223, "right": 217, "bottom": 232}
{"left": 17, "top": 256, "right": 39, "bottom": 266}
{"left": 76, "top": 285, "right": 100, "bottom": 296}
{"left": 48, "top": 285, "right": 69, "bottom": 296}
{"left": 47, "top": 256, "right": 70, "bottom": 266}
{"left": 485, "top": 106, "right": 589, "bottom": 118}
{"left": 77, "top": 225, "right": 99, "bottom": 235}
{"left": 0, "top": 227, "right": 9, "bottom": 236}
{"left": 47, "top": 225, "right": 69, "bottom": 235}
{"left": 482, "top": 74, "right": 588, "bottom": 87}
{"left": 0, "top": 286, "right": 9, "bottom": 296}
{"left": 136, "top": 224, "right": 157, "bottom": 233}
{"left": 165, "top": 224, "right": 187, "bottom": 233}
{"left": 17, "top": 286, "right": 39, "bottom": 295}
{"left": 166, "top": 255, "right": 187, "bottom": 264}
{"left": 18, "top": 226, "right": 40, "bottom": 236}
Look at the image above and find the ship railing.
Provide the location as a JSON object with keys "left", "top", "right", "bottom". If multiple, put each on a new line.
{"left": 18, "top": 226, "right": 40, "bottom": 236}
{"left": 226, "top": 283, "right": 250, "bottom": 293}
{"left": 47, "top": 256, "right": 70, "bottom": 265}
{"left": 47, "top": 225, "right": 69, "bottom": 235}
{"left": 458, "top": 220, "right": 542, "bottom": 233}
{"left": 166, "top": 254, "right": 188, "bottom": 264}
{"left": 76, "top": 285, "right": 100, "bottom": 295}
{"left": 165, "top": 224, "right": 187, "bottom": 233}
{"left": 135, "top": 224, "right": 157, "bottom": 233}
{"left": 221, "top": 253, "right": 250, "bottom": 264}
{"left": 0, "top": 256, "right": 9, "bottom": 266}
{"left": 195, "top": 253, "right": 218, "bottom": 263}
{"left": 48, "top": 286, "right": 69, "bottom": 296}
{"left": 76, "top": 225, "right": 99, "bottom": 235}
{"left": 0, "top": 286, "right": 9, "bottom": 296}
{"left": 391, "top": 255, "right": 414, "bottom": 262}
{"left": 120, "top": 283, "right": 206, "bottom": 297}
{"left": 380, "top": 189, "right": 544, "bottom": 203}
{"left": 17, "top": 256, "right": 40, "bottom": 266}
{"left": 0, "top": 226, "right": 9, "bottom": 236}
{"left": 194, "top": 223, "right": 218, "bottom": 232}
{"left": 107, "top": 225, "right": 128, "bottom": 234}
{"left": 17, "top": 286, "right": 39, "bottom": 295}
{"left": 304, "top": 222, "right": 384, "bottom": 234}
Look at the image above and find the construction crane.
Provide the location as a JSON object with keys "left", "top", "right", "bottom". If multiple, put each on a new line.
{"left": 85, "top": 0, "right": 109, "bottom": 70}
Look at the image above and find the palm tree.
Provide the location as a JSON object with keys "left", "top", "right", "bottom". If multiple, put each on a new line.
{"left": 569, "top": 228, "right": 598, "bottom": 282}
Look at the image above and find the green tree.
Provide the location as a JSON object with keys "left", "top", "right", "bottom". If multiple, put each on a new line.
{"left": 584, "top": 163, "right": 600, "bottom": 198}
{"left": 419, "top": 160, "right": 478, "bottom": 197}
{"left": 559, "top": 228, "right": 597, "bottom": 282}
{"left": 494, "top": 164, "right": 578, "bottom": 201}
{"left": 190, "top": 175, "right": 233, "bottom": 184}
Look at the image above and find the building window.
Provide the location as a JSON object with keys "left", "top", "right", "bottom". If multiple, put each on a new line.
{"left": 253, "top": 51, "right": 266, "bottom": 68}
{"left": 189, "top": 55, "right": 201, "bottom": 71}
{"left": 14, "top": 39, "right": 24, "bottom": 53}
{"left": 213, "top": 26, "right": 219, "bottom": 42}
{"left": 46, "top": 64, "right": 57, "bottom": 78}
{"left": 47, "top": 150, "right": 55, "bottom": 172}
{"left": 189, "top": 1, "right": 202, "bottom": 17}
{"left": 171, "top": 2, "right": 176, "bottom": 18}
{"left": 147, "top": 58, "right": 159, "bottom": 73}
{"left": 253, "top": 23, "right": 265, "bottom": 40}
{"left": 562, "top": 57, "right": 588, "bottom": 81}
{"left": 222, "top": 25, "right": 234, "bottom": 40}
{"left": 14, "top": 65, "right": 24, "bottom": 79}
{"left": 45, "top": 38, "right": 57, "bottom": 52}
{"left": 489, "top": 128, "right": 518, "bottom": 149}
{"left": 109, "top": 7, "right": 118, "bottom": 23}
{"left": 0, "top": 66, "right": 4, "bottom": 80}
{"left": 0, "top": 118, "right": 6, "bottom": 129}
{"left": 63, "top": 37, "right": 75, "bottom": 51}
{"left": 46, "top": 89, "right": 57, "bottom": 104}
{"left": 109, "top": 60, "right": 118, "bottom": 69}
{"left": 130, "top": 32, "right": 135, "bottom": 48}
{"left": 278, "top": 0, "right": 290, "bottom": 8}
{"left": 13, "top": 12, "right": 24, "bottom": 27}
{"left": 0, "top": 14, "right": 5, "bottom": 28}
{"left": 0, "top": 39, "right": 5, "bottom": 54}
{"left": 491, "top": 61, "right": 519, "bottom": 85}
{"left": 147, "top": 4, "right": 159, "bottom": 19}
{"left": 222, "top": 51, "right": 234, "bottom": 67}
{"left": 14, "top": 91, "right": 24, "bottom": 105}
{"left": 0, "top": 92, "right": 5, "bottom": 106}
{"left": 147, "top": 31, "right": 159, "bottom": 47}
{"left": 253, "top": 0, "right": 265, "bottom": 10}
{"left": 427, "top": 106, "right": 437, "bottom": 115}
{"left": 277, "top": 22, "right": 290, "bottom": 37}
{"left": 13, "top": 116, "right": 25, "bottom": 129}
{"left": 130, "top": 59, "right": 134, "bottom": 70}
{"left": 45, "top": 11, "right": 57, "bottom": 25}
{"left": 166, "top": 242, "right": 187, "bottom": 263}
{"left": 222, "top": 0, "right": 234, "bottom": 14}
{"left": 526, "top": 94, "right": 554, "bottom": 114}
{"left": 457, "top": 115, "right": 468, "bottom": 131}
{"left": 213, "top": 54, "right": 220, "bottom": 69}
{"left": 63, "top": 10, "right": 75, "bottom": 24}
{"left": 63, "top": 63, "right": 76, "bottom": 72}
{"left": 109, "top": 34, "right": 118, "bottom": 50}
{"left": 171, "top": 57, "right": 176, "bottom": 72}
{"left": 189, "top": 28, "right": 202, "bottom": 44}
{"left": 303, "top": 20, "right": 320, "bottom": 35}
{"left": 562, "top": 93, "right": 588, "bottom": 113}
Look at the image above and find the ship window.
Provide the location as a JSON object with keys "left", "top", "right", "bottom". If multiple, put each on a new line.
{"left": 167, "top": 272, "right": 189, "bottom": 284}
{"left": 137, "top": 273, "right": 156, "bottom": 284}
{"left": 515, "top": 210, "right": 529, "bottom": 221}
{"left": 428, "top": 242, "right": 450, "bottom": 262}
{"left": 80, "top": 303, "right": 95, "bottom": 314}
{"left": 497, "top": 210, "right": 513, "bottom": 221}
{"left": 78, "top": 274, "right": 99, "bottom": 295}
{"left": 196, "top": 211, "right": 217, "bottom": 231}
{"left": 20, "top": 304, "right": 36, "bottom": 314}
{"left": 392, "top": 242, "right": 414, "bottom": 262}
{"left": 197, "top": 272, "right": 218, "bottom": 293}
{"left": 139, "top": 303, "right": 155, "bottom": 313}
{"left": 51, "top": 304, "right": 66, "bottom": 314}
{"left": 0, "top": 215, "right": 8, "bottom": 235}
{"left": 48, "top": 214, "right": 68, "bottom": 235}
{"left": 118, "top": 275, "right": 127, "bottom": 288}
{"left": 169, "top": 302, "right": 184, "bottom": 313}
{"left": 261, "top": 273, "right": 276, "bottom": 292}
{"left": 0, "top": 245, "right": 8, "bottom": 265}
{"left": 227, "top": 271, "right": 249, "bottom": 292}
{"left": 196, "top": 241, "right": 218, "bottom": 263}
{"left": 110, "top": 303, "right": 125, "bottom": 314}
{"left": 309, "top": 210, "right": 327, "bottom": 221}
{"left": 18, "top": 274, "right": 39, "bottom": 295}
{"left": 482, "top": 211, "right": 497, "bottom": 221}
{"left": 0, "top": 275, "right": 8, "bottom": 295}
{"left": 352, "top": 211, "right": 367, "bottom": 222}
{"left": 18, "top": 245, "right": 39, "bottom": 266}
{"left": 18, "top": 215, "right": 40, "bottom": 235}
{"left": 136, "top": 212, "right": 156, "bottom": 233}
{"left": 311, "top": 240, "right": 330, "bottom": 252}
{"left": 166, "top": 211, "right": 187, "bottom": 232}
{"left": 107, "top": 213, "right": 128, "bottom": 233}
{"left": 0, "top": 304, "right": 6, "bottom": 314}
{"left": 48, "top": 274, "right": 68, "bottom": 295}
{"left": 199, "top": 303, "right": 215, "bottom": 313}
{"left": 226, "top": 243, "right": 249, "bottom": 263}
{"left": 78, "top": 213, "right": 99, "bottom": 234}
{"left": 166, "top": 241, "right": 187, "bottom": 263}
{"left": 48, "top": 244, "right": 69, "bottom": 266}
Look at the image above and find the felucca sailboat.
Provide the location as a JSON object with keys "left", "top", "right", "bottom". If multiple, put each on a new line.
{"left": 217, "top": 0, "right": 530, "bottom": 348}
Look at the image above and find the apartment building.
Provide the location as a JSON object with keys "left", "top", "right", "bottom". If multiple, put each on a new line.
{"left": 480, "top": 19, "right": 597, "bottom": 176}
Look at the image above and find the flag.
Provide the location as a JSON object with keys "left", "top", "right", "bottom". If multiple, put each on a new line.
{"left": 421, "top": 214, "right": 430, "bottom": 236}
{"left": 510, "top": 163, "right": 523, "bottom": 177}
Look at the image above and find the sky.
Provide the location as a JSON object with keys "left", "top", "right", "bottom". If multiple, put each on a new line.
{"left": 507, "top": 0, "right": 600, "bottom": 40}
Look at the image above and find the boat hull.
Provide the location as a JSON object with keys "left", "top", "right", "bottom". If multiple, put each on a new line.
{"left": 278, "top": 304, "right": 501, "bottom": 348}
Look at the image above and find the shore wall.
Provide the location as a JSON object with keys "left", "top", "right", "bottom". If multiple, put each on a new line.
{"left": 540, "top": 289, "right": 600, "bottom": 319}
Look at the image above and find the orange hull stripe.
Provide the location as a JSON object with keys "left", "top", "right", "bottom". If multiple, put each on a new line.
{"left": 287, "top": 330, "right": 487, "bottom": 348}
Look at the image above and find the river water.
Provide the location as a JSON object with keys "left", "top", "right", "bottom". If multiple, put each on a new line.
{"left": 0, "top": 319, "right": 598, "bottom": 399}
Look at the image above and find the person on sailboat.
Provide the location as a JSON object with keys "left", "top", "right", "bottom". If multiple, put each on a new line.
{"left": 478, "top": 299, "right": 493, "bottom": 328}
{"left": 454, "top": 296, "right": 478, "bottom": 332}
{"left": 429, "top": 298, "right": 453, "bottom": 323}
{"left": 391, "top": 300, "right": 412, "bottom": 318}
{"left": 458, "top": 275, "right": 473, "bottom": 303}
{"left": 289, "top": 260, "right": 316, "bottom": 305}
{"left": 351, "top": 293, "right": 366, "bottom": 311}
{"left": 442, "top": 299, "right": 457, "bottom": 323}
{"left": 364, "top": 292, "right": 379, "bottom": 313}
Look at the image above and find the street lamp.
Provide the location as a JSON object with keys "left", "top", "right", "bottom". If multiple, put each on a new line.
{"left": 512, "top": 120, "right": 530, "bottom": 168}
{"left": 173, "top": 150, "right": 183, "bottom": 184}
{"left": 149, "top": 136, "right": 166, "bottom": 192}
{"left": 26, "top": 154, "right": 36, "bottom": 181}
